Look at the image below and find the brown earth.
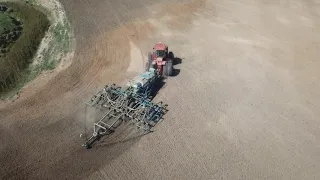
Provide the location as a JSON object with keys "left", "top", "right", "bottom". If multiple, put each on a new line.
{"left": 1, "top": 0, "right": 320, "bottom": 179}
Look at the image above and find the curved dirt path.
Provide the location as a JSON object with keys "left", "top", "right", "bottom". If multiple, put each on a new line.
{"left": 1, "top": 0, "right": 320, "bottom": 179}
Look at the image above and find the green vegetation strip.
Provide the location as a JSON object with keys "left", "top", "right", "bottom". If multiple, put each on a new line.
{"left": 0, "top": 0, "right": 73, "bottom": 99}
{"left": 0, "top": 1, "right": 50, "bottom": 97}
{"left": 42, "top": 20, "right": 72, "bottom": 70}
{"left": 0, "top": 13, "right": 15, "bottom": 34}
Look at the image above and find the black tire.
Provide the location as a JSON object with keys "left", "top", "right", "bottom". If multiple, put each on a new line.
{"left": 145, "top": 52, "right": 152, "bottom": 71}
{"left": 167, "top": 59, "right": 173, "bottom": 76}
{"left": 162, "top": 64, "right": 168, "bottom": 77}
{"left": 145, "top": 62, "right": 150, "bottom": 71}
{"left": 169, "top": 51, "right": 174, "bottom": 59}
{"left": 168, "top": 52, "right": 175, "bottom": 65}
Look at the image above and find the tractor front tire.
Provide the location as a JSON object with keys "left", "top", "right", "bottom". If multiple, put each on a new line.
{"left": 145, "top": 62, "right": 150, "bottom": 72}
{"left": 145, "top": 52, "right": 153, "bottom": 71}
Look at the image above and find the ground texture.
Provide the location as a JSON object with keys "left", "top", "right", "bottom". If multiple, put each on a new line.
{"left": 0, "top": 0, "right": 320, "bottom": 179}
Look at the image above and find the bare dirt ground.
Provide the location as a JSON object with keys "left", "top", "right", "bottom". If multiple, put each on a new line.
{"left": 1, "top": 0, "right": 320, "bottom": 179}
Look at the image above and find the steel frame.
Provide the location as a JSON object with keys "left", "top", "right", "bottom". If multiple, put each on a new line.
{"left": 82, "top": 84, "right": 167, "bottom": 149}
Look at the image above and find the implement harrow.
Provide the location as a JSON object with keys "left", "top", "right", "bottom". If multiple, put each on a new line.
{"left": 82, "top": 68, "right": 168, "bottom": 149}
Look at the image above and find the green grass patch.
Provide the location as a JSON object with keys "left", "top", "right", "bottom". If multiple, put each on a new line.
{"left": 0, "top": 64, "right": 40, "bottom": 99}
{"left": 0, "top": 13, "right": 15, "bottom": 34}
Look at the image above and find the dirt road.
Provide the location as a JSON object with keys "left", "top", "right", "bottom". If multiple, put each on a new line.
{"left": 1, "top": 0, "right": 319, "bottom": 179}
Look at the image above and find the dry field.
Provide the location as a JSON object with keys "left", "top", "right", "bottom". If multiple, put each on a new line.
{"left": 1, "top": 0, "right": 320, "bottom": 179}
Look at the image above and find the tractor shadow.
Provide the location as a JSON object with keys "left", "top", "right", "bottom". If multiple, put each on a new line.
{"left": 172, "top": 68, "right": 180, "bottom": 77}
{"left": 169, "top": 52, "right": 182, "bottom": 77}
{"left": 173, "top": 57, "right": 182, "bottom": 65}
{"left": 169, "top": 51, "right": 183, "bottom": 65}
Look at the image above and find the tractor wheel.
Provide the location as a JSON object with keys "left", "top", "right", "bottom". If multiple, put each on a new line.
{"left": 168, "top": 52, "right": 175, "bottom": 65}
{"left": 166, "top": 59, "right": 173, "bottom": 76}
{"left": 169, "top": 51, "right": 174, "bottom": 59}
{"left": 145, "top": 62, "right": 150, "bottom": 72}
{"left": 145, "top": 52, "right": 152, "bottom": 71}
{"left": 162, "top": 63, "right": 168, "bottom": 77}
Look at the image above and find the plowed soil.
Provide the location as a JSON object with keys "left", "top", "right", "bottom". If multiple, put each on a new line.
{"left": 1, "top": 0, "right": 320, "bottom": 179}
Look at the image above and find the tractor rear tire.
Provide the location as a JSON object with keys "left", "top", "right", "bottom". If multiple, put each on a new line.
{"left": 162, "top": 64, "right": 168, "bottom": 77}
{"left": 145, "top": 62, "right": 150, "bottom": 72}
{"left": 169, "top": 51, "right": 174, "bottom": 58}
{"left": 162, "top": 60, "right": 173, "bottom": 77}
{"left": 168, "top": 52, "right": 174, "bottom": 65}
{"left": 167, "top": 59, "right": 173, "bottom": 76}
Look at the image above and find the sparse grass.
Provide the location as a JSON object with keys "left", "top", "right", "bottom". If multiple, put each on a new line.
{"left": 53, "top": 21, "right": 72, "bottom": 53}
{"left": 42, "top": 43, "right": 54, "bottom": 70}
{"left": 41, "top": 21, "right": 72, "bottom": 70}
{"left": 24, "top": 0, "right": 36, "bottom": 4}
{"left": 0, "top": 64, "right": 40, "bottom": 99}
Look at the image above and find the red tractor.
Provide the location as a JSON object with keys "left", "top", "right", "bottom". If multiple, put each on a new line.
{"left": 145, "top": 42, "right": 173, "bottom": 77}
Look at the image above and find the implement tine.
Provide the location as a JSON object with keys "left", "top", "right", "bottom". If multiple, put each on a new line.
{"left": 83, "top": 73, "right": 168, "bottom": 148}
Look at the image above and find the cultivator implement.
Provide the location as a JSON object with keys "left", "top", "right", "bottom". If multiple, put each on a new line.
{"left": 82, "top": 68, "right": 168, "bottom": 149}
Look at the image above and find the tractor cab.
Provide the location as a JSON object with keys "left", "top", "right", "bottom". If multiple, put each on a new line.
{"left": 152, "top": 42, "right": 168, "bottom": 60}
{"left": 155, "top": 50, "right": 166, "bottom": 58}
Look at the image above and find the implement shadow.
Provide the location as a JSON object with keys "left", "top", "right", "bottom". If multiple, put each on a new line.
{"left": 2, "top": 107, "right": 143, "bottom": 180}
{"left": 27, "top": 110, "right": 143, "bottom": 180}
{"left": 93, "top": 122, "right": 153, "bottom": 148}
{"left": 49, "top": 135, "right": 140, "bottom": 180}
{"left": 150, "top": 78, "right": 166, "bottom": 100}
